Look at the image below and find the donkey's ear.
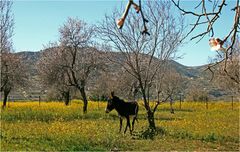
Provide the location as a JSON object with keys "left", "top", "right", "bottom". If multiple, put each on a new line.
{"left": 110, "top": 91, "right": 114, "bottom": 98}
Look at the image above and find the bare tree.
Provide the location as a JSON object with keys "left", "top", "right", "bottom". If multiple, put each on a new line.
{"left": 89, "top": 72, "right": 112, "bottom": 100}
{"left": 98, "top": 1, "right": 184, "bottom": 129}
{"left": 90, "top": 60, "right": 141, "bottom": 102}
{"left": 211, "top": 38, "right": 240, "bottom": 95}
{"left": 186, "top": 82, "right": 209, "bottom": 102}
{"left": 171, "top": 0, "right": 239, "bottom": 83}
{"left": 156, "top": 66, "right": 185, "bottom": 113}
{"left": 116, "top": 0, "right": 149, "bottom": 35}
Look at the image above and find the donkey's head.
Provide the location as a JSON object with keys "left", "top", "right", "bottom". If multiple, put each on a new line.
{"left": 105, "top": 91, "right": 115, "bottom": 113}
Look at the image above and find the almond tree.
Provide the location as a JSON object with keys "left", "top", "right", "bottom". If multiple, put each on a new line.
{"left": 38, "top": 18, "right": 103, "bottom": 112}
{"left": 98, "top": 1, "right": 184, "bottom": 129}
{"left": 59, "top": 18, "right": 93, "bottom": 112}
{"left": 0, "top": 0, "right": 13, "bottom": 54}
{"left": 1, "top": 52, "right": 28, "bottom": 108}
{"left": 1, "top": 0, "right": 28, "bottom": 108}
{"left": 59, "top": 18, "right": 103, "bottom": 113}
{"left": 1, "top": 0, "right": 14, "bottom": 99}
{"left": 37, "top": 44, "right": 72, "bottom": 105}
{"left": 1, "top": 0, "right": 13, "bottom": 107}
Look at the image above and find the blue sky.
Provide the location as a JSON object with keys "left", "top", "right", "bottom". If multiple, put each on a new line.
{"left": 12, "top": 0, "right": 236, "bottom": 66}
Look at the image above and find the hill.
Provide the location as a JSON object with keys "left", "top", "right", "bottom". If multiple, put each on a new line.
{"left": 16, "top": 51, "right": 204, "bottom": 79}
{"left": 11, "top": 50, "right": 230, "bottom": 101}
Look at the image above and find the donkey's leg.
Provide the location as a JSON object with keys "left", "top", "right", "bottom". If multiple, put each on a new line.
{"left": 131, "top": 116, "right": 136, "bottom": 132}
{"left": 119, "top": 117, "right": 123, "bottom": 133}
{"left": 124, "top": 116, "right": 131, "bottom": 134}
{"left": 132, "top": 105, "right": 139, "bottom": 132}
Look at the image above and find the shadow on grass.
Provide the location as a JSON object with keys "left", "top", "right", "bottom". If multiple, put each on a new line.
{"left": 132, "top": 127, "right": 166, "bottom": 140}
{"left": 131, "top": 127, "right": 238, "bottom": 144}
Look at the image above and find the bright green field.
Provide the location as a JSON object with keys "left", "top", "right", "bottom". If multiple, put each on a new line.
{"left": 1, "top": 101, "right": 239, "bottom": 151}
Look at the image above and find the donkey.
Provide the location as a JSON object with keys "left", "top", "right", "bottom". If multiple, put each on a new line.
{"left": 105, "top": 92, "right": 139, "bottom": 134}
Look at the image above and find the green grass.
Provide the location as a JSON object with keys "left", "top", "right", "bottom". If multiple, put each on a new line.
{"left": 1, "top": 101, "right": 239, "bottom": 151}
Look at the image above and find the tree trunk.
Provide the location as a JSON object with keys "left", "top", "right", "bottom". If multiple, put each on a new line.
{"left": 38, "top": 96, "right": 41, "bottom": 106}
{"left": 179, "top": 94, "right": 182, "bottom": 109}
{"left": 140, "top": 84, "right": 156, "bottom": 130}
{"left": 79, "top": 87, "right": 88, "bottom": 113}
{"left": 147, "top": 110, "right": 156, "bottom": 130}
{"left": 2, "top": 89, "right": 10, "bottom": 109}
{"left": 63, "top": 91, "right": 70, "bottom": 106}
{"left": 205, "top": 97, "right": 208, "bottom": 110}
{"left": 170, "top": 97, "right": 174, "bottom": 114}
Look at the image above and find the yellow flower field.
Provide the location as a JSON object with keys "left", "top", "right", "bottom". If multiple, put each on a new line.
{"left": 0, "top": 101, "right": 239, "bottom": 151}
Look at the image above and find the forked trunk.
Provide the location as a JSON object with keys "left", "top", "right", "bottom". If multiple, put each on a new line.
{"left": 147, "top": 110, "right": 156, "bottom": 130}
{"left": 141, "top": 85, "right": 156, "bottom": 130}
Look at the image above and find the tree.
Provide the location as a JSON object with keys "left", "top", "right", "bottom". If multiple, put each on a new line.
{"left": 37, "top": 44, "right": 72, "bottom": 105}
{"left": 1, "top": 52, "right": 28, "bottom": 108}
{"left": 186, "top": 82, "right": 209, "bottom": 102}
{"left": 98, "top": 1, "right": 184, "bottom": 129}
{"left": 88, "top": 55, "right": 140, "bottom": 101}
{"left": 58, "top": 18, "right": 103, "bottom": 113}
{"left": 171, "top": 0, "right": 239, "bottom": 83}
{"left": 1, "top": 0, "right": 14, "bottom": 98}
{"left": 155, "top": 66, "right": 185, "bottom": 113}
{"left": 211, "top": 38, "right": 240, "bottom": 96}
{"left": 38, "top": 19, "right": 105, "bottom": 110}
{"left": 115, "top": 0, "right": 149, "bottom": 35}
{"left": 59, "top": 18, "right": 93, "bottom": 112}
{"left": 0, "top": 0, "right": 13, "bottom": 54}
{"left": 0, "top": 0, "right": 13, "bottom": 107}
{"left": 1, "top": 0, "right": 28, "bottom": 108}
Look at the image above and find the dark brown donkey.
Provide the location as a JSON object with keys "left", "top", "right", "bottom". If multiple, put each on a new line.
{"left": 105, "top": 92, "right": 139, "bottom": 134}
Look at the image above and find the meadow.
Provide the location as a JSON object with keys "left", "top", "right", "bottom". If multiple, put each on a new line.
{"left": 1, "top": 100, "right": 239, "bottom": 151}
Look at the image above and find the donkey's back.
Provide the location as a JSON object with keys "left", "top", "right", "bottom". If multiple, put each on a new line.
{"left": 117, "top": 101, "right": 138, "bottom": 118}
